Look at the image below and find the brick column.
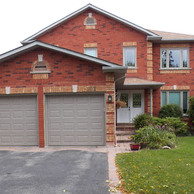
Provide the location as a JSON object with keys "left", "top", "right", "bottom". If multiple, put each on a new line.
{"left": 38, "top": 86, "right": 45, "bottom": 147}
{"left": 105, "top": 73, "right": 115, "bottom": 143}
{"left": 147, "top": 42, "right": 153, "bottom": 81}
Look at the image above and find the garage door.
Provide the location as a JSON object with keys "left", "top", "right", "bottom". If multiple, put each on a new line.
{"left": 46, "top": 94, "right": 105, "bottom": 146}
{"left": 0, "top": 96, "right": 38, "bottom": 146}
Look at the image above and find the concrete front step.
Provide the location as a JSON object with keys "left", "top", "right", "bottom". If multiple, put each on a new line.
{"left": 116, "top": 130, "right": 135, "bottom": 136}
{"left": 116, "top": 123, "right": 135, "bottom": 131}
{"left": 116, "top": 126, "right": 135, "bottom": 131}
{"left": 116, "top": 123, "right": 136, "bottom": 143}
{"left": 116, "top": 135, "right": 133, "bottom": 143}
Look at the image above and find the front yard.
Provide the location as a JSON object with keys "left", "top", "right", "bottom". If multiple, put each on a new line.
{"left": 116, "top": 137, "right": 194, "bottom": 193}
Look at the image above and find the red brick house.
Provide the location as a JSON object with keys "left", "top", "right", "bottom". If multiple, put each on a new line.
{"left": 0, "top": 4, "right": 194, "bottom": 147}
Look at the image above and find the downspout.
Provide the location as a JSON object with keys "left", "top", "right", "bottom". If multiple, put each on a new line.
{"left": 114, "top": 74, "right": 126, "bottom": 146}
{"left": 150, "top": 89, "right": 153, "bottom": 116}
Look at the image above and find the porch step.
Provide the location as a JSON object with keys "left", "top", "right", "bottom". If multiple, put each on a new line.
{"left": 116, "top": 123, "right": 136, "bottom": 144}
{"left": 116, "top": 123, "right": 135, "bottom": 131}
{"left": 116, "top": 135, "right": 133, "bottom": 143}
{"left": 116, "top": 130, "right": 135, "bottom": 136}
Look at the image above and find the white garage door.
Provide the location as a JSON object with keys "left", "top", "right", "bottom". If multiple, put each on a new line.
{"left": 0, "top": 96, "right": 38, "bottom": 146}
{"left": 46, "top": 94, "right": 105, "bottom": 146}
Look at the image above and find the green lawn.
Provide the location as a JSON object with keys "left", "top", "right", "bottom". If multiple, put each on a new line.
{"left": 116, "top": 137, "right": 194, "bottom": 193}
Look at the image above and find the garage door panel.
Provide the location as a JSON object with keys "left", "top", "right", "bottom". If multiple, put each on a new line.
{"left": 0, "top": 96, "right": 38, "bottom": 146}
{"left": 77, "top": 123, "right": 88, "bottom": 129}
{"left": 63, "top": 110, "right": 74, "bottom": 117}
{"left": 46, "top": 94, "right": 105, "bottom": 146}
{"left": 76, "top": 109, "right": 88, "bottom": 116}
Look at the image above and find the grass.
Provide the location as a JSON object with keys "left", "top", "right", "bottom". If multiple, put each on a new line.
{"left": 116, "top": 137, "right": 194, "bottom": 193}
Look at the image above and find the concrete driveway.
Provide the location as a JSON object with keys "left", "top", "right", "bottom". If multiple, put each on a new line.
{"left": 0, "top": 150, "right": 109, "bottom": 194}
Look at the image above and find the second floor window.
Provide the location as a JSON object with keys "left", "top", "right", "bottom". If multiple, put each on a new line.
{"left": 84, "top": 48, "right": 97, "bottom": 57}
{"left": 161, "top": 48, "right": 189, "bottom": 69}
{"left": 123, "top": 47, "right": 136, "bottom": 68}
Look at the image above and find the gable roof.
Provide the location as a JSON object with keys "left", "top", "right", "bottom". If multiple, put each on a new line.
{"left": 0, "top": 41, "right": 126, "bottom": 70}
{"left": 148, "top": 29, "right": 194, "bottom": 42}
{"left": 21, "top": 4, "right": 159, "bottom": 44}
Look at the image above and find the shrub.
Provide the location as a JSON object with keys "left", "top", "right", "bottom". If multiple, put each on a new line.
{"left": 131, "top": 125, "right": 177, "bottom": 149}
{"left": 187, "top": 96, "right": 194, "bottom": 118}
{"left": 158, "top": 104, "right": 182, "bottom": 118}
{"left": 152, "top": 117, "right": 189, "bottom": 136}
{"left": 133, "top": 114, "right": 152, "bottom": 129}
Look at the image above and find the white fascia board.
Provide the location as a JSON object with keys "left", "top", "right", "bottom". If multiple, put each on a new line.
{"left": 21, "top": 4, "right": 159, "bottom": 44}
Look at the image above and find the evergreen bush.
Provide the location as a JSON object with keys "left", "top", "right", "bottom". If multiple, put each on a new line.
{"left": 158, "top": 104, "right": 182, "bottom": 118}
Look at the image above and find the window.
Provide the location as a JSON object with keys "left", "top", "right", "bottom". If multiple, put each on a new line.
{"left": 133, "top": 93, "right": 141, "bottom": 108}
{"left": 120, "top": 93, "right": 128, "bottom": 107}
{"left": 123, "top": 47, "right": 136, "bottom": 68}
{"left": 32, "top": 55, "right": 50, "bottom": 73}
{"left": 84, "top": 13, "right": 96, "bottom": 26}
{"left": 84, "top": 48, "right": 97, "bottom": 57}
{"left": 161, "top": 48, "right": 189, "bottom": 69}
{"left": 161, "top": 91, "right": 188, "bottom": 114}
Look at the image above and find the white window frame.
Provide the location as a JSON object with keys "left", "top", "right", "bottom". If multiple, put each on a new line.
{"left": 123, "top": 46, "right": 137, "bottom": 68}
{"left": 84, "top": 47, "right": 97, "bottom": 57}
{"left": 160, "top": 48, "right": 189, "bottom": 69}
{"left": 160, "top": 91, "right": 189, "bottom": 114}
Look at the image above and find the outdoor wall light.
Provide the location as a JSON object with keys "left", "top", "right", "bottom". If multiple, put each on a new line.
{"left": 108, "top": 94, "right": 112, "bottom": 103}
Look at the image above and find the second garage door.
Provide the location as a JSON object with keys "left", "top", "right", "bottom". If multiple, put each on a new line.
{"left": 46, "top": 94, "right": 105, "bottom": 146}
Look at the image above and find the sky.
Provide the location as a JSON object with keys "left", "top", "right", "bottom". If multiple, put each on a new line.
{"left": 1, "top": 0, "right": 194, "bottom": 54}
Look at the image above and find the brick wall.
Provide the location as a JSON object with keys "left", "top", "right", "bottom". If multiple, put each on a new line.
{"left": 0, "top": 48, "right": 115, "bottom": 146}
{"left": 37, "top": 9, "right": 148, "bottom": 79}
{"left": 153, "top": 42, "right": 194, "bottom": 116}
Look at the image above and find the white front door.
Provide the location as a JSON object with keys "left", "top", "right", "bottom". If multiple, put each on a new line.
{"left": 117, "top": 93, "right": 130, "bottom": 123}
{"left": 117, "top": 90, "right": 144, "bottom": 123}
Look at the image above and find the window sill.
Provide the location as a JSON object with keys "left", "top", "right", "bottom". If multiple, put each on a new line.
{"left": 30, "top": 71, "right": 51, "bottom": 74}
{"left": 126, "top": 67, "right": 137, "bottom": 69}
{"left": 160, "top": 68, "right": 191, "bottom": 70}
{"left": 127, "top": 68, "right": 138, "bottom": 73}
{"left": 160, "top": 68, "right": 191, "bottom": 74}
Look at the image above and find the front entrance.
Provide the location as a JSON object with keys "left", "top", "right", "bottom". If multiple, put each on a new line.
{"left": 117, "top": 90, "right": 144, "bottom": 123}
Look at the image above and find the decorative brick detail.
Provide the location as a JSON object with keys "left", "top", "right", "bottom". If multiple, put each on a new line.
{"left": 147, "top": 61, "right": 153, "bottom": 67}
{"left": 160, "top": 69, "right": 191, "bottom": 74}
{"left": 147, "top": 48, "right": 152, "bottom": 54}
{"left": 147, "top": 68, "right": 153, "bottom": 74}
{"left": 0, "top": 87, "right": 38, "bottom": 94}
{"left": 127, "top": 69, "right": 137, "bottom": 73}
{"left": 147, "top": 74, "right": 153, "bottom": 81}
{"left": 147, "top": 42, "right": 153, "bottom": 81}
{"left": 106, "top": 82, "right": 115, "bottom": 91}
{"left": 160, "top": 44, "right": 190, "bottom": 48}
{"left": 147, "top": 42, "right": 153, "bottom": 47}
{"left": 106, "top": 73, "right": 114, "bottom": 81}
{"left": 106, "top": 113, "right": 114, "bottom": 124}
{"left": 123, "top": 42, "right": 137, "bottom": 46}
{"left": 161, "top": 86, "right": 190, "bottom": 90}
{"left": 106, "top": 134, "right": 114, "bottom": 142}
{"left": 106, "top": 124, "right": 114, "bottom": 134}
{"left": 43, "top": 86, "right": 72, "bottom": 93}
{"left": 147, "top": 55, "right": 153, "bottom": 61}
{"left": 85, "top": 25, "right": 95, "bottom": 29}
{"left": 106, "top": 103, "right": 114, "bottom": 112}
{"left": 84, "top": 43, "right": 98, "bottom": 47}
{"left": 33, "top": 74, "right": 48, "bottom": 79}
